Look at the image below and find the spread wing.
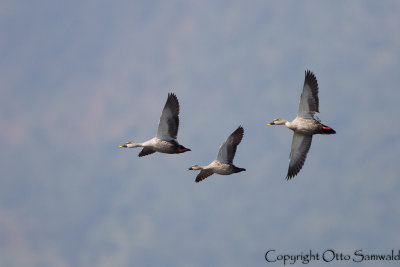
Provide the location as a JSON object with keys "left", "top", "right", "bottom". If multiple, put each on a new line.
{"left": 216, "top": 126, "right": 244, "bottom": 164}
{"left": 286, "top": 133, "right": 313, "bottom": 180}
{"left": 156, "top": 93, "right": 180, "bottom": 141}
{"left": 195, "top": 170, "right": 214, "bottom": 183}
{"left": 138, "top": 147, "right": 156, "bottom": 157}
{"left": 297, "top": 70, "right": 319, "bottom": 119}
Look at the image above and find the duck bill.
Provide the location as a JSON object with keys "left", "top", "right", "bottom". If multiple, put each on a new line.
{"left": 186, "top": 167, "right": 193, "bottom": 170}
{"left": 267, "top": 122, "right": 275, "bottom": 125}
{"left": 119, "top": 145, "right": 127, "bottom": 148}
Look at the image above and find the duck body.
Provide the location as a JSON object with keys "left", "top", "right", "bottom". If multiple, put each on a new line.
{"left": 287, "top": 117, "right": 336, "bottom": 135}
{"left": 209, "top": 160, "right": 246, "bottom": 176}
{"left": 144, "top": 138, "right": 188, "bottom": 154}
{"left": 191, "top": 160, "right": 245, "bottom": 176}
{"left": 123, "top": 137, "right": 190, "bottom": 156}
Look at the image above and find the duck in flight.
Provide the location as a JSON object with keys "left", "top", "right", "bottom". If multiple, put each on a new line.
{"left": 120, "top": 93, "right": 191, "bottom": 156}
{"left": 268, "top": 70, "right": 336, "bottom": 180}
{"left": 187, "top": 126, "right": 246, "bottom": 183}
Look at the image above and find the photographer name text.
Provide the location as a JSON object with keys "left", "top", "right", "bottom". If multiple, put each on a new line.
{"left": 265, "top": 249, "right": 400, "bottom": 265}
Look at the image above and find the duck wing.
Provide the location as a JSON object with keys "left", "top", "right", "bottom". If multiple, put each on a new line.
{"left": 286, "top": 132, "right": 313, "bottom": 180}
{"left": 195, "top": 170, "right": 214, "bottom": 183}
{"left": 138, "top": 147, "right": 156, "bottom": 157}
{"left": 297, "top": 70, "right": 319, "bottom": 119}
{"left": 216, "top": 126, "right": 244, "bottom": 164}
{"left": 156, "top": 93, "right": 180, "bottom": 141}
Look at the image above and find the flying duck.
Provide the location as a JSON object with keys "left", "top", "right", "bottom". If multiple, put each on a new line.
{"left": 187, "top": 126, "right": 246, "bottom": 183}
{"left": 268, "top": 70, "right": 336, "bottom": 180}
{"left": 120, "top": 93, "right": 191, "bottom": 156}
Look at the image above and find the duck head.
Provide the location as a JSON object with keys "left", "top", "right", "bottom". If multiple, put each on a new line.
{"left": 119, "top": 141, "right": 141, "bottom": 148}
{"left": 267, "top": 118, "right": 288, "bottom": 125}
{"left": 187, "top": 165, "right": 202, "bottom": 170}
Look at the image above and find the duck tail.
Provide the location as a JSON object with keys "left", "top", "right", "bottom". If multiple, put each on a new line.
{"left": 320, "top": 124, "right": 336, "bottom": 135}
{"left": 234, "top": 167, "right": 246, "bottom": 173}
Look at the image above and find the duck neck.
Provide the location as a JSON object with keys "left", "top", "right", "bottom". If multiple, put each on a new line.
{"left": 191, "top": 165, "right": 205, "bottom": 170}
{"left": 127, "top": 142, "right": 142, "bottom": 148}
{"left": 285, "top": 120, "right": 300, "bottom": 131}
